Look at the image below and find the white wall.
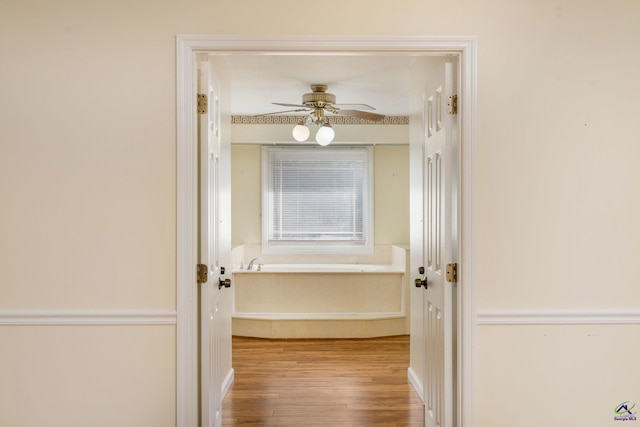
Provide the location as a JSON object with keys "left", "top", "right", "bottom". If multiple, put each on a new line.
{"left": 2, "top": 1, "right": 639, "bottom": 426}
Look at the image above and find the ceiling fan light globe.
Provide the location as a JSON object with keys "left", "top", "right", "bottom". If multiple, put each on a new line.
{"left": 292, "top": 124, "right": 310, "bottom": 142}
{"left": 315, "top": 124, "right": 334, "bottom": 146}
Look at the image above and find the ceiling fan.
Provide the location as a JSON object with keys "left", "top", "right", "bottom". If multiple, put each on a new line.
{"left": 258, "top": 84, "right": 386, "bottom": 123}
{"left": 257, "top": 84, "right": 386, "bottom": 145}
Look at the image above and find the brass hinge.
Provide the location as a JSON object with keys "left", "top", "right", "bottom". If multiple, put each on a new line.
{"left": 447, "top": 94, "right": 458, "bottom": 115}
{"left": 446, "top": 263, "right": 458, "bottom": 283}
{"left": 197, "top": 263, "right": 208, "bottom": 284}
{"left": 197, "top": 93, "right": 208, "bottom": 114}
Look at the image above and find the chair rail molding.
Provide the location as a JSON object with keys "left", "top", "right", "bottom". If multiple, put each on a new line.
{"left": 0, "top": 309, "right": 177, "bottom": 325}
{"left": 477, "top": 308, "right": 640, "bottom": 325}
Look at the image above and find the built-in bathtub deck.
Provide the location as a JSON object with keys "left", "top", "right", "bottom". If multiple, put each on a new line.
{"left": 242, "top": 263, "right": 404, "bottom": 273}
{"left": 231, "top": 245, "right": 410, "bottom": 338}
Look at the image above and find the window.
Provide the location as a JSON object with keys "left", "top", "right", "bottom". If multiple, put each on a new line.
{"left": 262, "top": 146, "right": 373, "bottom": 254}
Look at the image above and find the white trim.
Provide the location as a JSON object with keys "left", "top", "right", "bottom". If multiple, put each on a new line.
{"left": 261, "top": 145, "right": 375, "bottom": 255}
{"left": 176, "top": 35, "right": 478, "bottom": 427}
{"left": 458, "top": 36, "right": 478, "bottom": 427}
{"left": 221, "top": 368, "right": 235, "bottom": 399}
{"left": 176, "top": 35, "right": 199, "bottom": 427}
{"left": 477, "top": 309, "right": 640, "bottom": 325}
{"left": 407, "top": 367, "right": 425, "bottom": 403}
{"left": 0, "top": 310, "right": 176, "bottom": 325}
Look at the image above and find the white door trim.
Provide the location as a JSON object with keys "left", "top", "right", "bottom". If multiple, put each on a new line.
{"left": 176, "top": 35, "right": 478, "bottom": 427}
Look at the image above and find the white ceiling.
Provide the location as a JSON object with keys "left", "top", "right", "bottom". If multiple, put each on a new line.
{"left": 223, "top": 54, "right": 428, "bottom": 117}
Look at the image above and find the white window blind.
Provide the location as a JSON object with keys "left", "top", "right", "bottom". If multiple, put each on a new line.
{"left": 262, "top": 146, "right": 373, "bottom": 254}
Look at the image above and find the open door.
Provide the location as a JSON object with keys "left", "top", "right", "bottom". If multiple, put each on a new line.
{"left": 424, "top": 58, "right": 458, "bottom": 427}
{"left": 198, "top": 59, "right": 233, "bottom": 427}
{"left": 412, "top": 57, "right": 459, "bottom": 427}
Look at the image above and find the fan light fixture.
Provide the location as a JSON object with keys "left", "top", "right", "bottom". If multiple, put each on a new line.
{"left": 257, "top": 84, "right": 386, "bottom": 145}
{"left": 291, "top": 113, "right": 335, "bottom": 145}
{"left": 292, "top": 123, "right": 310, "bottom": 142}
{"left": 315, "top": 123, "right": 334, "bottom": 146}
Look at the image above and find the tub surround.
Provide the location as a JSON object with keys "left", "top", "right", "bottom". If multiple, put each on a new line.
{"left": 231, "top": 245, "right": 409, "bottom": 338}
{"left": 232, "top": 244, "right": 407, "bottom": 268}
{"left": 240, "top": 264, "right": 404, "bottom": 273}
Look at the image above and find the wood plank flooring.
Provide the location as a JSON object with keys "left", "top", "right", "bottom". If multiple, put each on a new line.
{"left": 222, "top": 335, "right": 424, "bottom": 426}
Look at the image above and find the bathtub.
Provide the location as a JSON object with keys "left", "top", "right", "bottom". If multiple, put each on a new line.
{"left": 231, "top": 245, "right": 410, "bottom": 338}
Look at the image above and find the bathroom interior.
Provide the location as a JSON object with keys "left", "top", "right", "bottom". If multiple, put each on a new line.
{"left": 229, "top": 105, "right": 411, "bottom": 340}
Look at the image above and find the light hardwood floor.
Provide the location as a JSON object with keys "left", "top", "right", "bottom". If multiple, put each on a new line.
{"left": 222, "top": 335, "right": 424, "bottom": 426}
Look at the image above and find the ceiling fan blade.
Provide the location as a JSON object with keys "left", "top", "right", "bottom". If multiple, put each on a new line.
{"left": 273, "top": 102, "right": 308, "bottom": 108}
{"left": 254, "top": 108, "right": 310, "bottom": 117}
{"left": 333, "top": 103, "right": 376, "bottom": 111}
{"left": 337, "top": 109, "right": 386, "bottom": 122}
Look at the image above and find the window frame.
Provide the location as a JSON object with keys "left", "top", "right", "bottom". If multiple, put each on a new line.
{"left": 261, "top": 145, "right": 374, "bottom": 255}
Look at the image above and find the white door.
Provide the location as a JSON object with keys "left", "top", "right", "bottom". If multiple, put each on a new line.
{"left": 414, "top": 58, "right": 458, "bottom": 427}
{"left": 199, "top": 59, "right": 232, "bottom": 427}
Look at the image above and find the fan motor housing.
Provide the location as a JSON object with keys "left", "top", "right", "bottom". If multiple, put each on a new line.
{"left": 302, "top": 84, "right": 336, "bottom": 106}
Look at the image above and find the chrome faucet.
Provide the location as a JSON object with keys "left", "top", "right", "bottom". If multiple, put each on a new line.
{"left": 247, "top": 257, "right": 264, "bottom": 271}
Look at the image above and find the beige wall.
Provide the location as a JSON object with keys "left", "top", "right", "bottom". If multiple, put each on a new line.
{"left": 0, "top": 326, "right": 175, "bottom": 427}
{"left": 374, "top": 145, "right": 410, "bottom": 245}
{"left": 478, "top": 324, "right": 640, "bottom": 426}
{"left": 2, "top": 1, "right": 640, "bottom": 426}
{"left": 231, "top": 145, "right": 262, "bottom": 246}
{"left": 231, "top": 143, "right": 410, "bottom": 247}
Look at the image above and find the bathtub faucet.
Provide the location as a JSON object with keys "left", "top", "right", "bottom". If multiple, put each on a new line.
{"left": 247, "top": 257, "right": 264, "bottom": 271}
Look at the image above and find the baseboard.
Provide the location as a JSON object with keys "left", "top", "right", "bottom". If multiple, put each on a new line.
{"left": 232, "top": 315, "right": 408, "bottom": 338}
{"left": 477, "top": 308, "right": 640, "bottom": 325}
{"left": 0, "top": 310, "right": 177, "bottom": 325}
{"left": 407, "top": 367, "right": 424, "bottom": 403}
{"left": 221, "top": 368, "right": 234, "bottom": 399}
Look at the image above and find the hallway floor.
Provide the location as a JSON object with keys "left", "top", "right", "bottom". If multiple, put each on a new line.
{"left": 222, "top": 335, "right": 424, "bottom": 426}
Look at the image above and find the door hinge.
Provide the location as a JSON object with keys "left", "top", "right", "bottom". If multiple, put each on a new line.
{"left": 197, "top": 263, "right": 208, "bottom": 284}
{"left": 446, "top": 263, "right": 458, "bottom": 283}
{"left": 197, "top": 93, "right": 208, "bottom": 114}
{"left": 447, "top": 94, "right": 458, "bottom": 115}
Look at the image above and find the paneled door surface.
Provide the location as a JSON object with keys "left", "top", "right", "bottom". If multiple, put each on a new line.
{"left": 422, "top": 58, "right": 458, "bottom": 427}
{"left": 199, "top": 60, "right": 223, "bottom": 427}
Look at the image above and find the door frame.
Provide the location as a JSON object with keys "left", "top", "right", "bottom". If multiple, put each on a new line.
{"left": 176, "top": 35, "right": 478, "bottom": 427}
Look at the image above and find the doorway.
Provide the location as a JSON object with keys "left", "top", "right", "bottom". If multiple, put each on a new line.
{"left": 176, "top": 35, "right": 478, "bottom": 427}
